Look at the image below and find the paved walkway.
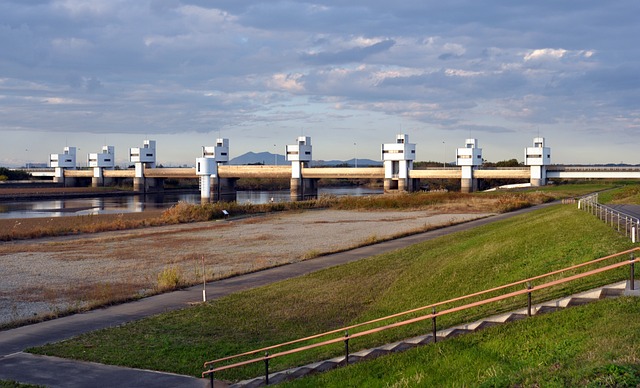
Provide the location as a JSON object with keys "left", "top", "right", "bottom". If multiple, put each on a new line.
{"left": 0, "top": 203, "right": 557, "bottom": 387}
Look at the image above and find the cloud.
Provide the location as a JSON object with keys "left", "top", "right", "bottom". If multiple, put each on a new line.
{"left": 301, "top": 39, "right": 396, "bottom": 65}
{"left": 458, "top": 124, "right": 515, "bottom": 134}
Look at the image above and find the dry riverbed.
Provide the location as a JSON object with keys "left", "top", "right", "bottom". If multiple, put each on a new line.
{"left": 0, "top": 209, "right": 492, "bottom": 327}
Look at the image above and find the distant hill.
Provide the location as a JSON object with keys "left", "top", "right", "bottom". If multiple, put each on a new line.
{"left": 230, "top": 152, "right": 382, "bottom": 167}
{"left": 313, "top": 158, "right": 382, "bottom": 167}
{"left": 230, "top": 152, "right": 287, "bottom": 165}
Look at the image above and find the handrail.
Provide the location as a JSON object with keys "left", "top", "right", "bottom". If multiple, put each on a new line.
{"left": 579, "top": 194, "right": 640, "bottom": 241}
{"left": 204, "top": 246, "right": 639, "bottom": 367}
{"left": 203, "top": 247, "right": 639, "bottom": 379}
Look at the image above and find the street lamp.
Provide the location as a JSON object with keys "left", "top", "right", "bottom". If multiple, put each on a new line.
{"left": 274, "top": 144, "right": 277, "bottom": 165}
{"left": 354, "top": 142, "right": 357, "bottom": 168}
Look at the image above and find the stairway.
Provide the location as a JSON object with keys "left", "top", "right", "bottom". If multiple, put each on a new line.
{"left": 231, "top": 280, "right": 640, "bottom": 387}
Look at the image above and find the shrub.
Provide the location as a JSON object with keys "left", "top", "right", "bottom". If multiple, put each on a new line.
{"left": 156, "top": 266, "right": 184, "bottom": 292}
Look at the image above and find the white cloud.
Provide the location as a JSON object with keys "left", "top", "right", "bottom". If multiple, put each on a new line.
{"left": 268, "top": 73, "right": 305, "bottom": 93}
{"left": 524, "top": 48, "right": 568, "bottom": 61}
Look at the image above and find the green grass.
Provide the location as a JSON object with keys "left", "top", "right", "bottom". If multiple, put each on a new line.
{"left": 598, "top": 183, "right": 640, "bottom": 205}
{"left": 29, "top": 203, "right": 636, "bottom": 382}
{"left": 525, "top": 182, "right": 619, "bottom": 198}
{"left": 283, "top": 297, "right": 640, "bottom": 387}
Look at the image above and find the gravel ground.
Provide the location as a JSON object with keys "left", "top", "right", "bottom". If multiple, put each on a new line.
{"left": 0, "top": 209, "right": 491, "bottom": 326}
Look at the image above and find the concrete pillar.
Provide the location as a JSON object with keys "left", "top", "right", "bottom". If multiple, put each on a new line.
{"left": 460, "top": 165, "right": 478, "bottom": 193}
{"left": 200, "top": 176, "right": 211, "bottom": 203}
{"left": 530, "top": 166, "right": 546, "bottom": 187}
{"left": 133, "top": 177, "right": 145, "bottom": 192}
{"left": 132, "top": 163, "right": 163, "bottom": 192}
{"left": 290, "top": 178, "right": 318, "bottom": 201}
{"left": 290, "top": 178, "right": 302, "bottom": 201}
{"left": 303, "top": 178, "right": 318, "bottom": 200}
{"left": 53, "top": 167, "right": 65, "bottom": 186}
{"left": 384, "top": 178, "right": 397, "bottom": 193}
{"left": 92, "top": 167, "right": 103, "bottom": 188}
{"left": 213, "top": 178, "right": 236, "bottom": 202}
{"left": 460, "top": 178, "right": 478, "bottom": 193}
{"left": 133, "top": 163, "right": 145, "bottom": 192}
{"left": 145, "top": 178, "right": 164, "bottom": 193}
{"left": 398, "top": 178, "right": 407, "bottom": 192}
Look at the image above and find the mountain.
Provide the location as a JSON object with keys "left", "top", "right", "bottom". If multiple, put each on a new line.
{"left": 313, "top": 158, "right": 382, "bottom": 167}
{"left": 230, "top": 152, "right": 382, "bottom": 167}
{"left": 230, "top": 152, "right": 287, "bottom": 165}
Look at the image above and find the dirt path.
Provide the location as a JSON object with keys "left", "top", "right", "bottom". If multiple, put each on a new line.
{"left": 0, "top": 209, "right": 492, "bottom": 326}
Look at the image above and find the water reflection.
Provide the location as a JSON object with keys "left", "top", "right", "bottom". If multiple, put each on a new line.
{"left": 0, "top": 187, "right": 382, "bottom": 219}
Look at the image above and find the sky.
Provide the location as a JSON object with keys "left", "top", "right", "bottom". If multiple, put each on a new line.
{"left": 1, "top": 1, "right": 639, "bottom": 167}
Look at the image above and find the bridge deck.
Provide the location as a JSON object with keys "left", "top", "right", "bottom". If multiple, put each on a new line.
{"left": 17, "top": 165, "right": 640, "bottom": 181}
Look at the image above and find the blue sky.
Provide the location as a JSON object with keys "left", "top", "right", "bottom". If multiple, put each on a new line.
{"left": 1, "top": 1, "right": 639, "bottom": 167}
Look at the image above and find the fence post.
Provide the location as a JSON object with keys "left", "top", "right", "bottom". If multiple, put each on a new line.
{"left": 344, "top": 331, "right": 349, "bottom": 365}
{"left": 264, "top": 352, "right": 269, "bottom": 385}
{"left": 527, "top": 282, "right": 532, "bottom": 317}
{"left": 633, "top": 225, "right": 637, "bottom": 244}
{"left": 626, "top": 216, "right": 629, "bottom": 238}
{"left": 209, "top": 366, "right": 214, "bottom": 388}
{"left": 631, "top": 254, "right": 636, "bottom": 291}
{"left": 432, "top": 307, "right": 437, "bottom": 343}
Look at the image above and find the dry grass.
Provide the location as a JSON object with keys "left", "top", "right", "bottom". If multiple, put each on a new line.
{"left": 0, "top": 190, "right": 553, "bottom": 242}
{"left": 0, "top": 210, "right": 166, "bottom": 241}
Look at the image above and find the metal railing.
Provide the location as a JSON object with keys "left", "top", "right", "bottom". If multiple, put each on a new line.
{"left": 578, "top": 193, "right": 640, "bottom": 242}
{"left": 202, "top": 248, "right": 639, "bottom": 386}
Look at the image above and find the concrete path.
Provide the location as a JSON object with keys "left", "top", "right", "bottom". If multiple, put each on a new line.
{"left": 609, "top": 204, "right": 640, "bottom": 219}
{"left": 0, "top": 203, "right": 557, "bottom": 387}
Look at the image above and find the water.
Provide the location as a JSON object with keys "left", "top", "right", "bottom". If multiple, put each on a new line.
{"left": 0, "top": 187, "right": 383, "bottom": 219}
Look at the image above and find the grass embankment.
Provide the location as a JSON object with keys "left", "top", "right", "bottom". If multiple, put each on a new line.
{"left": 598, "top": 184, "right": 640, "bottom": 205}
{"left": 30, "top": 203, "right": 635, "bottom": 382}
{"left": 0, "top": 183, "right": 612, "bottom": 241}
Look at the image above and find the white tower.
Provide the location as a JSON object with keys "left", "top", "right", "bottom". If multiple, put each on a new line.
{"left": 50, "top": 146, "right": 77, "bottom": 168}
{"left": 382, "top": 134, "right": 416, "bottom": 192}
{"left": 50, "top": 146, "right": 77, "bottom": 185}
{"left": 286, "top": 136, "right": 314, "bottom": 200}
{"left": 195, "top": 138, "right": 230, "bottom": 202}
{"left": 88, "top": 146, "right": 115, "bottom": 168}
{"left": 129, "top": 140, "right": 157, "bottom": 192}
{"left": 130, "top": 140, "right": 156, "bottom": 167}
{"left": 286, "top": 136, "right": 312, "bottom": 179}
{"left": 88, "top": 145, "right": 115, "bottom": 187}
{"left": 456, "top": 139, "right": 482, "bottom": 192}
{"left": 525, "top": 137, "right": 551, "bottom": 186}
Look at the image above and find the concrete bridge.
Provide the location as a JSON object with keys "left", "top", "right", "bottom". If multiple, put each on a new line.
{"left": 32, "top": 135, "right": 640, "bottom": 202}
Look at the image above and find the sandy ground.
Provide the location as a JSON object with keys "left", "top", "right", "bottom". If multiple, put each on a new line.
{"left": 0, "top": 209, "right": 492, "bottom": 326}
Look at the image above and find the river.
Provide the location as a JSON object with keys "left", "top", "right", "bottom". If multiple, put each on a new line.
{"left": 0, "top": 187, "right": 383, "bottom": 219}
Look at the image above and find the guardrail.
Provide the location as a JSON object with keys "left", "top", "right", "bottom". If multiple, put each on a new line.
{"left": 202, "top": 247, "right": 640, "bottom": 386}
{"left": 578, "top": 193, "right": 640, "bottom": 242}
